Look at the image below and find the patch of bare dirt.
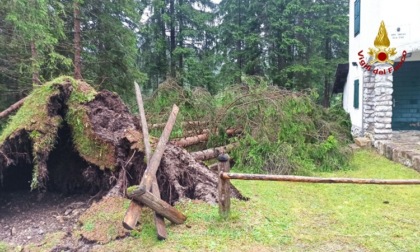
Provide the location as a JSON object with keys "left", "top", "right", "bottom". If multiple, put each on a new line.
{"left": 0, "top": 190, "right": 93, "bottom": 248}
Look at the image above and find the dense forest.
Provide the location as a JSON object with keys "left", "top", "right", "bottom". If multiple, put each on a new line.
{"left": 0, "top": 0, "right": 348, "bottom": 111}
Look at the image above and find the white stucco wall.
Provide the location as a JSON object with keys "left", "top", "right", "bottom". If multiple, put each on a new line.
{"left": 344, "top": 0, "right": 420, "bottom": 134}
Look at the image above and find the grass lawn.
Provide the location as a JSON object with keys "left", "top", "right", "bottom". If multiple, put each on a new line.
{"left": 93, "top": 149, "right": 420, "bottom": 252}
{"left": 2, "top": 149, "right": 419, "bottom": 252}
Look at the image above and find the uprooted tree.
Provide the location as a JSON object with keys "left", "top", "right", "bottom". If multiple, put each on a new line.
{"left": 0, "top": 76, "right": 244, "bottom": 204}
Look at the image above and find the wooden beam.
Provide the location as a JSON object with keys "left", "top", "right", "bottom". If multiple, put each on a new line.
{"left": 221, "top": 173, "right": 420, "bottom": 185}
{"left": 129, "top": 188, "right": 186, "bottom": 224}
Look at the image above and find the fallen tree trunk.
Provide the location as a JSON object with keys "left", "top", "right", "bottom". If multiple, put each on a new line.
{"left": 0, "top": 97, "right": 26, "bottom": 119}
{"left": 171, "top": 128, "right": 242, "bottom": 148}
{"left": 175, "top": 128, "right": 242, "bottom": 139}
{"left": 172, "top": 133, "right": 209, "bottom": 147}
{"left": 191, "top": 143, "right": 239, "bottom": 161}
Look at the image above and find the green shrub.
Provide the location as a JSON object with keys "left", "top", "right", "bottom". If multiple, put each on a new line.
{"left": 145, "top": 76, "right": 352, "bottom": 175}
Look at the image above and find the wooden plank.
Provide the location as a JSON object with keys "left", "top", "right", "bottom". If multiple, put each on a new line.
{"left": 122, "top": 201, "right": 143, "bottom": 230}
{"left": 221, "top": 173, "right": 420, "bottom": 185}
{"left": 129, "top": 188, "right": 186, "bottom": 224}
{"left": 139, "top": 104, "right": 179, "bottom": 192}
{"left": 218, "top": 154, "right": 231, "bottom": 219}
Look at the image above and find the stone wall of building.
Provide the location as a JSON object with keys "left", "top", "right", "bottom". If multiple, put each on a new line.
{"left": 363, "top": 69, "right": 375, "bottom": 135}
{"left": 363, "top": 63, "right": 393, "bottom": 145}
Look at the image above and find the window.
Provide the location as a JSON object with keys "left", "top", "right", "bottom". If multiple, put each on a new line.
{"left": 354, "top": 0, "right": 360, "bottom": 36}
{"left": 354, "top": 80, "right": 359, "bottom": 109}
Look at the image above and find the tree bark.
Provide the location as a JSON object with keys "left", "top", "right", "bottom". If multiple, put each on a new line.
{"left": 73, "top": 1, "right": 82, "bottom": 80}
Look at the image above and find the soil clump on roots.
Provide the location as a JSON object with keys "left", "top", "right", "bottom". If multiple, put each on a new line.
{"left": 0, "top": 76, "right": 244, "bottom": 248}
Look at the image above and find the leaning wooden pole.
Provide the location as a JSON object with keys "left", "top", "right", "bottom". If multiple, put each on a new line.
{"left": 221, "top": 173, "right": 420, "bottom": 185}
{"left": 0, "top": 97, "right": 26, "bottom": 119}
{"left": 139, "top": 104, "right": 179, "bottom": 191}
{"left": 123, "top": 82, "right": 150, "bottom": 230}
{"left": 128, "top": 104, "right": 186, "bottom": 224}
{"left": 123, "top": 82, "right": 168, "bottom": 240}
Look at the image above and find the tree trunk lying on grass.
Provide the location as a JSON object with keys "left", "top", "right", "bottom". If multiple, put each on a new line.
{"left": 0, "top": 77, "right": 245, "bottom": 205}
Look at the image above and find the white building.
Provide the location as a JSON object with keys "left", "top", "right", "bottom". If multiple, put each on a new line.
{"left": 333, "top": 0, "right": 420, "bottom": 141}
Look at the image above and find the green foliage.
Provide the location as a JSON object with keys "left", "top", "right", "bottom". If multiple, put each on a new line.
{"left": 145, "top": 77, "right": 352, "bottom": 174}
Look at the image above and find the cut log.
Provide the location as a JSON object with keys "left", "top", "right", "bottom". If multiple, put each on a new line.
{"left": 171, "top": 128, "right": 242, "bottom": 147}
{"left": 0, "top": 97, "right": 26, "bottom": 119}
{"left": 129, "top": 189, "right": 186, "bottom": 224}
{"left": 172, "top": 133, "right": 209, "bottom": 147}
{"left": 191, "top": 143, "right": 239, "bottom": 161}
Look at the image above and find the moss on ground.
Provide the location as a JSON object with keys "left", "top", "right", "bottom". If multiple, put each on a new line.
{"left": 78, "top": 197, "right": 130, "bottom": 244}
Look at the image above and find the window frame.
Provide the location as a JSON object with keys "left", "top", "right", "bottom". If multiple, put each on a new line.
{"left": 354, "top": 79, "right": 359, "bottom": 109}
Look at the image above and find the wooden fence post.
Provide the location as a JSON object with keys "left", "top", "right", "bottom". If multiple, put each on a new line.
{"left": 218, "top": 154, "right": 231, "bottom": 219}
